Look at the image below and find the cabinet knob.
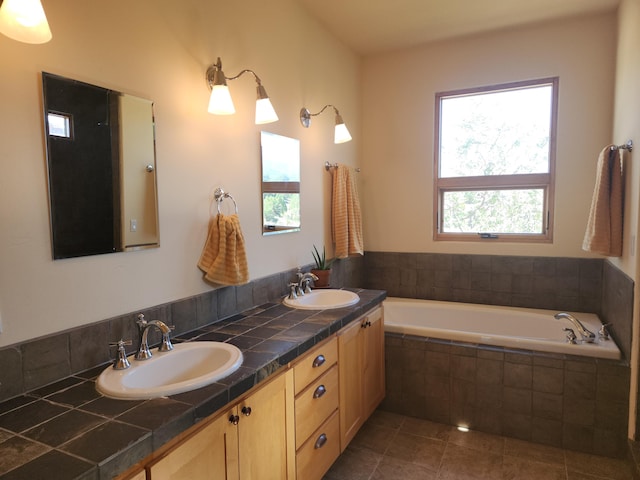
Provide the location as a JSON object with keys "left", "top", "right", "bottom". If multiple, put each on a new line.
{"left": 229, "top": 414, "right": 240, "bottom": 425}
{"left": 313, "top": 385, "right": 327, "bottom": 399}
{"left": 312, "top": 354, "right": 325, "bottom": 368}
{"left": 314, "top": 433, "right": 328, "bottom": 449}
{"left": 241, "top": 406, "right": 252, "bottom": 416}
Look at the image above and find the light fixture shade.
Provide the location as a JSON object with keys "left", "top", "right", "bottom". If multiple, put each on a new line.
{"left": 334, "top": 114, "right": 352, "bottom": 144}
{"left": 255, "top": 97, "right": 278, "bottom": 124}
{"left": 0, "top": 0, "right": 52, "bottom": 44}
{"left": 208, "top": 85, "right": 235, "bottom": 115}
{"left": 255, "top": 84, "right": 278, "bottom": 124}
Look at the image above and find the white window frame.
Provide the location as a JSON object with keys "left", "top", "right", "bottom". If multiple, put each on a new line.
{"left": 433, "top": 77, "right": 558, "bottom": 243}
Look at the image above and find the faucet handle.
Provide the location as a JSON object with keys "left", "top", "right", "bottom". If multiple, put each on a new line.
{"left": 563, "top": 328, "right": 577, "bottom": 344}
{"left": 158, "top": 326, "right": 175, "bottom": 352}
{"left": 108, "top": 339, "right": 132, "bottom": 370}
{"left": 136, "top": 313, "right": 147, "bottom": 328}
{"left": 599, "top": 323, "right": 611, "bottom": 340}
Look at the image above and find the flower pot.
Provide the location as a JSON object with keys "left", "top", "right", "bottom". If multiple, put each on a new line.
{"left": 311, "top": 269, "right": 331, "bottom": 288}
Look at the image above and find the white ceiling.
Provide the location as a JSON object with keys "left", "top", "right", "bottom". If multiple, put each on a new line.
{"left": 296, "top": 0, "right": 621, "bottom": 54}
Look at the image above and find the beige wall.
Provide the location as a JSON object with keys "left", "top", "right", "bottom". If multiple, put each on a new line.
{"left": 360, "top": 12, "right": 618, "bottom": 258}
{"left": 0, "top": 0, "right": 360, "bottom": 346}
{"left": 614, "top": 0, "right": 640, "bottom": 438}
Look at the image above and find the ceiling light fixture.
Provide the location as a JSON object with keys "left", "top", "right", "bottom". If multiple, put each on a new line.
{"left": 0, "top": 0, "right": 52, "bottom": 44}
{"left": 300, "top": 105, "right": 352, "bottom": 144}
{"left": 205, "top": 57, "right": 278, "bottom": 125}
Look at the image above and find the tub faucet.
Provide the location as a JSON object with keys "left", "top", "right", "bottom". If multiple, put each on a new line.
{"left": 554, "top": 312, "right": 596, "bottom": 343}
{"left": 135, "top": 314, "right": 174, "bottom": 360}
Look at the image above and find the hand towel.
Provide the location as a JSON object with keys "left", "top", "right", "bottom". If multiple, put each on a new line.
{"left": 332, "top": 164, "right": 364, "bottom": 258}
{"left": 198, "top": 213, "right": 249, "bottom": 285}
{"left": 582, "top": 146, "right": 624, "bottom": 257}
{"left": 197, "top": 215, "right": 220, "bottom": 273}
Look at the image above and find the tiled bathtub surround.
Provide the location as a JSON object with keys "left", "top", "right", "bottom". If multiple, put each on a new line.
{"left": 382, "top": 332, "right": 630, "bottom": 458}
{"left": 363, "top": 252, "right": 634, "bottom": 360}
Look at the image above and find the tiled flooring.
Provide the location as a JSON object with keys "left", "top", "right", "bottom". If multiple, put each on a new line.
{"left": 324, "top": 410, "right": 637, "bottom": 480}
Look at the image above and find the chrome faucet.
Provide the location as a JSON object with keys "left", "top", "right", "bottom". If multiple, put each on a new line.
{"left": 135, "top": 313, "right": 174, "bottom": 360}
{"left": 554, "top": 312, "right": 596, "bottom": 343}
{"left": 297, "top": 271, "right": 319, "bottom": 295}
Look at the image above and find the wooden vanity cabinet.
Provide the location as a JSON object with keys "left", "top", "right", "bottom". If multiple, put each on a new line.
{"left": 115, "top": 303, "right": 384, "bottom": 480}
{"left": 338, "top": 306, "right": 384, "bottom": 450}
{"left": 148, "top": 369, "right": 292, "bottom": 480}
{"left": 147, "top": 405, "right": 237, "bottom": 480}
{"left": 292, "top": 338, "right": 341, "bottom": 480}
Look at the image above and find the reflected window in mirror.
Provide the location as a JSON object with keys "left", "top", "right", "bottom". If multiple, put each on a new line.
{"left": 261, "top": 131, "right": 301, "bottom": 235}
{"left": 42, "top": 72, "right": 160, "bottom": 259}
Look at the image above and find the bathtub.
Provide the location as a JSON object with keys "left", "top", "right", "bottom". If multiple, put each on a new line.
{"left": 383, "top": 297, "right": 621, "bottom": 360}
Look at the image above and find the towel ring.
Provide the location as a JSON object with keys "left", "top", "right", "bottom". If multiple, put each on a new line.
{"left": 213, "top": 187, "right": 238, "bottom": 215}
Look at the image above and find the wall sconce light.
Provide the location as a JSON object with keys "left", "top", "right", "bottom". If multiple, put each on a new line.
{"left": 205, "top": 57, "right": 278, "bottom": 125}
{"left": 0, "top": 0, "right": 52, "bottom": 44}
{"left": 299, "top": 105, "right": 352, "bottom": 144}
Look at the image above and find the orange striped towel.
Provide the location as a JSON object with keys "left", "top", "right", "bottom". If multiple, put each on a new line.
{"left": 582, "top": 146, "right": 624, "bottom": 257}
{"left": 332, "top": 164, "right": 363, "bottom": 258}
{"left": 198, "top": 213, "right": 249, "bottom": 285}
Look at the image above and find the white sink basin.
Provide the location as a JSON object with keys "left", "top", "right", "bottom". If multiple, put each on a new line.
{"left": 283, "top": 289, "right": 360, "bottom": 310}
{"left": 96, "top": 342, "right": 243, "bottom": 400}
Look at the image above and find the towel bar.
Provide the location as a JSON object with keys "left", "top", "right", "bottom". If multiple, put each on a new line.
{"left": 610, "top": 140, "right": 633, "bottom": 152}
{"left": 324, "top": 161, "right": 361, "bottom": 172}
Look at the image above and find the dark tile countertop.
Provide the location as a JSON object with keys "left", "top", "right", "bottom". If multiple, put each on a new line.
{"left": 0, "top": 288, "right": 386, "bottom": 480}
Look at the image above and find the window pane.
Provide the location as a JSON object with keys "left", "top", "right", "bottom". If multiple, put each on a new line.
{"left": 440, "top": 85, "right": 552, "bottom": 178}
{"left": 442, "top": 189, "right": 544, "bottom": 234}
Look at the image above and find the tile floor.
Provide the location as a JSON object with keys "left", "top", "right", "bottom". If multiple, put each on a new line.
{"left": 323, "top": 410, "right": 637, "bottom": 480}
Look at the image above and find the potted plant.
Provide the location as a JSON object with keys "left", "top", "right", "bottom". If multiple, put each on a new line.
{"left": 311, "top": 245, "right": 334, "bottom": 288}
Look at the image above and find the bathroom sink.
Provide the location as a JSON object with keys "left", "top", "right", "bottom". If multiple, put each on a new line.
{"left": 283, "top": 289, "right": 360, "bottom": 310}
{"left": 96, "top": 342, "right": 243, "bottom": 400}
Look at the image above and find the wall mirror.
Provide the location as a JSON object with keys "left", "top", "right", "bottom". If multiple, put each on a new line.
{"left": 42, "top": 72, "right": 159, "bottom": 259}
{"left": 261, "top": 131, "right": 301, "bottom": 235}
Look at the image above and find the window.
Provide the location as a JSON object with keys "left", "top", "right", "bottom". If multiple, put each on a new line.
{"left": 434, "top": 77, "right": 558, "bottom": 242}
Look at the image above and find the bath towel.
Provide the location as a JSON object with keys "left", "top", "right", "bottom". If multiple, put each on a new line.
{"left": 582, "top": 146, "right": 624, "bottom": 257}
{"left": 332, "top": 164, "right": 363, "bottom": 258}
{"left": 198, "top": 213, "right": 249, "bottom": 285}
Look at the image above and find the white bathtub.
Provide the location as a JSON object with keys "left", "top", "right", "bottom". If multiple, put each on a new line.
{"left": 383, "top": 297, "right": 621, "bottom": 360}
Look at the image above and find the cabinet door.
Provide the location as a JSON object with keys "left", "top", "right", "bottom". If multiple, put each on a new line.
{"left": 363, "top": 307, "right": 385, "bottom": 419}
{"left": 337, "top": 318, "right": 364, "bottom": 451}
{"left": 148, "top": 407, "right": 238, "bottom": 480}
{"left": 237, "top": 372, "right": 289, "bottom": 479}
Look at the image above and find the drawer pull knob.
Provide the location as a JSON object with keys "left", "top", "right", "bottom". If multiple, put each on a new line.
{"left": 241, "top": 406, "right": 252, "bottom": 416}
{"left": 313, "top": 385, "right": 327, "bottom": 399}
{"left": 229, "top": 414, "right": 240, "bottom": 425}
{"left": 312, "top": 354, "right": 326, "bottom": 368}
{"left": 314, "top": 433, "right": 328, "bottom": 449}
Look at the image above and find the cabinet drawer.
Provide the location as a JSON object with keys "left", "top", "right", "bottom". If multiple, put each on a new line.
{"left": 296, "top": 411, "right": 340, "bottom": 480}
{"left": 295, "top": 365, "right": 339, "bottom": 449}
{"left": 294, "top": 337, "right": 338, "bottom": 395}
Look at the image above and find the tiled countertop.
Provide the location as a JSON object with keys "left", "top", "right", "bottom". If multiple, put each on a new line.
{"left": 0, "top": 288, "right": 386, "bottom": 480}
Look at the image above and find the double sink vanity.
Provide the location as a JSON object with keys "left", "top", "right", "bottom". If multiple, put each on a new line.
{"left": 0, "top": 288, "right": 385, "bottom": 480}
{"left": 97, "top": 289, "right": 361, "bottom": 402}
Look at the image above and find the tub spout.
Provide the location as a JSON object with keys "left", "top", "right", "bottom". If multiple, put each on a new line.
{"left": 554, "top": 312, "right": 596, "bottom": 343}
